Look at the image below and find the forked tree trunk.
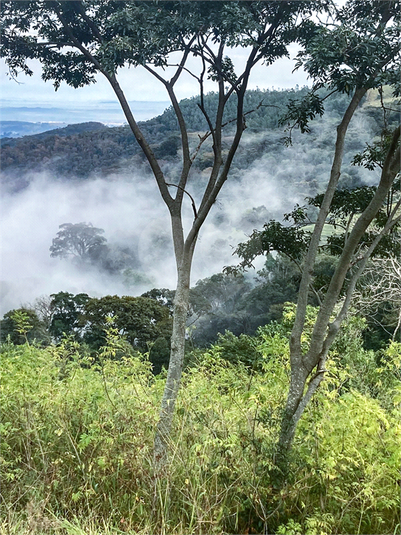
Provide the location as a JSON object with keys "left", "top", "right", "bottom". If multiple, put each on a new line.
{"left": 276, "top": 122, "right": 400, "bottom": 474}
{"left": 274, "top": 89, "right": 367, "bottom": 472}
{"left": 277, "top": 365, "right": 311, "bottom": 456}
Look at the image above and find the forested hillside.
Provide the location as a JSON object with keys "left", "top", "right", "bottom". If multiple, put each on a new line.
{"left": 0, "top": 87, "right": 378, "bottom": 193}
{"left": 2, "top": 84, "right": 395, "bottom": 326}
{"left": 1, "top": 86, "right": 398, "bottom": 348}
{"left": 1, "top": 85, "right": 393, "bottom": 321}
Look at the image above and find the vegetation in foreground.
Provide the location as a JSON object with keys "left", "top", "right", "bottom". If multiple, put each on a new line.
{"left": 1, "top": 308, "right": 400, "bottom": 535}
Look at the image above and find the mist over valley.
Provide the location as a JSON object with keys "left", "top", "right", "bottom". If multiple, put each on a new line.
{"left": 0, "top": 88, "right": 383, "bottom": 316}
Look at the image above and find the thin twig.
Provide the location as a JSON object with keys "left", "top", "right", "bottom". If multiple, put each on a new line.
{"left": 166, "top": 183, "right": 198, "bottom": 219}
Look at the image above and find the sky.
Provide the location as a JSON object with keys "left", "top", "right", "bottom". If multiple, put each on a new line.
{"left": 0, "top": 45, "right": 310, "bottom": 124}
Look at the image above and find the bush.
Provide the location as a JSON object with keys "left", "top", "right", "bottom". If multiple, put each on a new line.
{"left": 1, "top": 327, "right": 399, "bottom": 534}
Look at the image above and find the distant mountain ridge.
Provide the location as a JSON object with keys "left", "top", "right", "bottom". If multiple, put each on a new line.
{"left": 0, "top": 100, "right": 170, "bottom": 125}
{"left": 0, "top": 88, "right": 388, "bottom": 194}
{"left": 1, "top": 121, "right": 107, "bottom": 143}
{"left": 0, "top": 121, "right": 68, "bottom": 139}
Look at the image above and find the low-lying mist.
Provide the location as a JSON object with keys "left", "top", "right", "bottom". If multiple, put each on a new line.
{"left": 0, "top": 171, "right": 293, "bottom": 315}
{"left": 0, "top": 110, "right": 376, "bottom": 316}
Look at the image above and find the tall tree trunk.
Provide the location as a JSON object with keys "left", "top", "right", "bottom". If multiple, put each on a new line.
{"left": 275, "top": 90, "right": 366, "bottom": 472}
{"left": 276, "top": 123, "right": 400, "bottom": 474}
{"left": 153, "top": 249, "right": 193, "bottom": 472}
{"left": 278, "top": 365, "right": 310, "bottom": 457}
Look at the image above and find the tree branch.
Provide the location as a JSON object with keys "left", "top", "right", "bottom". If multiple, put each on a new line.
{"left": 166, "top": 183, "right": 198, "bottom": 220}
{"left": 54, "top": 3, "right": 174, "bottom": 209}
{"left": 290, "top": 87, "right": 367, "bottom": 360}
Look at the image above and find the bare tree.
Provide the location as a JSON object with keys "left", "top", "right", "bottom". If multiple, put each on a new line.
{"left": 354, "top": 255, "right": 401, "bottom": 340}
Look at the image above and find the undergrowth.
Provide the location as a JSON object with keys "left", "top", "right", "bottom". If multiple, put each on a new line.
{"left": 0, "top": 324, "right": 400, "bottom": 534}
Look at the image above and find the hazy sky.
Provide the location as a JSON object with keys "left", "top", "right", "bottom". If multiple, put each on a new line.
{"left": 1, "top": 44, "right": 310, "bottom": 123}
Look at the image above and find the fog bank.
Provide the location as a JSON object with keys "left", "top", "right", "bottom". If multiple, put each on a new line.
{"left": 0, "top": 167, "right": 294, "bottom": 315}
{"left": 0, "top": 109, "right": 377, "bottom": 316}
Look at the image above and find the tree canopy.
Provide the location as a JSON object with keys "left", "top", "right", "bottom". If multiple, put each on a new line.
{"left": 50, "top": 222, "right": 107, "bottom": 262}
{"left": 82, "top": 295, "right": 172, "bottom": 352}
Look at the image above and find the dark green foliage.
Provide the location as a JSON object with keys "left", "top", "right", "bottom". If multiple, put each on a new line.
{"left": 49, "top": 291, "right": 90, "bottom": 342}
{"left": 230, "top": 220, "right": 310, "bottom": 273}
{"left": 279, "top": 90, "right": 325, "bottom": 144}
{"left": 362, "top": 310, "right": 396, "bottom": 351}
{"left": 141, "top": 287, "right": 175, "bottom": 312}
{"left": 233, "top": 183, "right": 401, "bottom": 303}
{"left": 243, "top": 255, "right": 300, "bottom": 326}
{"left": 82, "top": 295, "right": 172, "bottom": 353}
{"left": 326, "top": 229, "right": 400, "bottom": 258}
{"left": 149, "top": 336, "right": 171, "bottom": 375}
{"left": 190, "top": 257, "right": 299, "bottom": 347}
{"left": 309, "top": 254, "right": 337, "bottom": 298}
{"left": 0, "top": 1, "right": 326, "bottom": 85}
{"left": 308, "top": 184, "right": 401, "bottom": 257}
{"left": 0, "top": 292, "right": 173, "bottom": 373}
{"left": 308, "top": 186, "right": 377, "bottom": 221}
{"left": 295, "top": 1, "right": 401, "bottom": 95}
{"left": 352, "top": 133, "right": 400, "bottom": 171}
{"left": 0, "top": 308, "right": 50, "bottom": 345}
{"left": 210, "top": 331, "right": 259, "bottom": 368}
{"left": 154, "top": 134, "right": 180, "bottom": 159}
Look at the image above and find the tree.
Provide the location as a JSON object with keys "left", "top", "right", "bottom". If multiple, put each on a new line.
{"left": 1, "top": 0, "right": 329, "bottom": 466}
{"left": 232, "top": 0, "right": 400, "bottom": 470}
{"left": 50, "top": 222, "right": 108, "bottom": 264}
{"left": 50, "top": 222, "right": 139, "bottom": 275}
{"left": 141, "top": 288, "right": 175, "bottom": 313}
{"left": 0, "top": 308, "right": 51, "bottom": 345}
{"left": 82, "top": 295, "right": 172, "bottom": 357}
{"left": 188, "top": 272, "right": 253, "bottom": 345}
{"left": 31, "top": 295, "right": 54, "bottom": 332}
{"left": 49, "top": 291, "right": 90, "bottom": 342}
{"left": 355, "top": 254, "right": 401, "bottom": 345}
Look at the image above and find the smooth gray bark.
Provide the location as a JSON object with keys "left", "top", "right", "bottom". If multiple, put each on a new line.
{"left": 153, "top": 253, "right": 193, "bottom": 470}
{"left": 278, "top": 122, "right": 400, "bottom": 466}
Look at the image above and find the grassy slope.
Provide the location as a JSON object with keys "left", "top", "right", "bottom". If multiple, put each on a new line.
{"left": 1, "top": 317, "right": 400, "bottom": 535}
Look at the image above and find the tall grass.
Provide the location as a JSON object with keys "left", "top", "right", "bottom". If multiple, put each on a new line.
{"left": 1, "top": 330, "right": 400, "bottom": 534}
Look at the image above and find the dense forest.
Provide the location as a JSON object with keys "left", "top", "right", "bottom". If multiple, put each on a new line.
{"left": 1, "top": 1, "right": 400, "bottom": 534}
{"left": 0, "top": 87, "right": 377, "bottom": 192}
